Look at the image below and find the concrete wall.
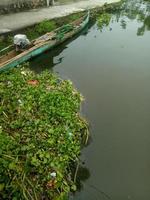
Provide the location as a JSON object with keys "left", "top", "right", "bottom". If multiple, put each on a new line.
{"left": 0, "top": 0, "right": 47, "bottom": 14}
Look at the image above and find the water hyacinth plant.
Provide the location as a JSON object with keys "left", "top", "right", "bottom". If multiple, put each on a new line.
{"left": 97, "top": 13, "right": 112, "bottom": 31}
{"left": 0, "top": 65, "right": 88, "bottom": 200}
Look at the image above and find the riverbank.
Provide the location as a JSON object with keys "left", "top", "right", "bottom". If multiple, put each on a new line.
{"left": 0, "top": 0, "right": 121, "bottom": 35}
{"left": 0, "top": 1, "right": 121, "bottom": 53}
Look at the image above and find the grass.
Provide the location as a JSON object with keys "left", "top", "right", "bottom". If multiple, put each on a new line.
{"left": 0, "top": 36, "right": 13, "bottom": 51}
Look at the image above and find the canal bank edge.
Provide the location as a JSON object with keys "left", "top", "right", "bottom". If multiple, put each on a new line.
{"left": 0, "top": 1, "right": 122, "bottom": 52}
{"left": 0, "top": 0, "right": 122, "bottom": 35}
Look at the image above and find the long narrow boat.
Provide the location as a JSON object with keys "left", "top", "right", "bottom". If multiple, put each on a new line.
{"left": 0, "top": 11, "right": 89, "bottom": 72}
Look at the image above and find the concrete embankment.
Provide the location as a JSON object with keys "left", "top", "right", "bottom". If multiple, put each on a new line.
{"left": 0, "top": 0, "right": 46, "bottom": 14}
{"left": 0, "top": 0, "right": 121, "bottom": 35}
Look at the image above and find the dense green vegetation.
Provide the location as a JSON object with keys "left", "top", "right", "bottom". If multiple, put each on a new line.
{"left": 97, "top": 13, "right": 112, "bottom": 30}
{"left": 0, "top": 66, "right": 88, "bottom": 199}
{"left": 25, "top": 20, "right": 57, "bottom": 41}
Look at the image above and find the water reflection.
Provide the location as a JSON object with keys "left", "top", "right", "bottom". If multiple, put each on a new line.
{"left": 70, "top": 163, "right": 112, "bottom": 200}
{"left": 70, "top": 165, "right": 112, "bottom": 200}
{"left": 30, "top": 24, "right": 91, "bottom": 73}
{"left": 96, "top": 0, "right": 150, "bottom": 36}
{"left": 137, "top": 15, "right": 150, "bottom": 35}
{"left": 76, "top": 165, "right": 90, "bottom": 191}
{"left": 30, "top": 46, "right": 66, "bottom": 73}
{"left": 120, "top": 0, "right": 150, "bottom": 35}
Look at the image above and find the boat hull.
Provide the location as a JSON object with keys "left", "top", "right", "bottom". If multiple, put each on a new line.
{"left": 0, "top": 12, "right": 89, "bottom": 72}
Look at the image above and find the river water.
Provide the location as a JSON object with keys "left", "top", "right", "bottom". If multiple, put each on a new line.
{"left": 30, "top": 0, "right": 150, "bottom": 199}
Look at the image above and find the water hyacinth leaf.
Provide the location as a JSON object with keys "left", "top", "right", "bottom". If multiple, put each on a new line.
{"left": 0, "top": 66, "right": 88, "bottom": 199}
{"left": 97, "top": 13, "right": 112, "bottom": 31}
{"left": 71, "top": 184, "right": 77, "bottom": 192}
{"left": 0, "top": 184, "right": 5, "bottom": 192}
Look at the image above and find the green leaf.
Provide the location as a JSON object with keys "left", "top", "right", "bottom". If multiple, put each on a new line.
{"left": 9, "top": 162, "right": 17, "bottom": 170}
{"left": 71, "top": 184, "right": 77, "bottom": 191}
{"left": 0, "top": 183, "right": 5, "bottom": 191}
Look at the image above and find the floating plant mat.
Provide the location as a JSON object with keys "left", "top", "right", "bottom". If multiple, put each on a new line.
{"left": 0, "top": 65, "right": 88, "bottom": 199}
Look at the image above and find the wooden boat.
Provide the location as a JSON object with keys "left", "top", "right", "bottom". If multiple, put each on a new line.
{"left": 0, "top": 11, "right": 89, "bottom": 72}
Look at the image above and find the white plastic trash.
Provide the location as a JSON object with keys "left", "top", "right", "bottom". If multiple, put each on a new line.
{"left": 14, "top": 34, "right": 30, "bottom": 47}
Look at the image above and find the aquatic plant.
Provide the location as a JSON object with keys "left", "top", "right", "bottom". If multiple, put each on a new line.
{"left": 0, "top": 65, "right": 88, "bottom": 199}
{"left": 97, "top": 13, "right": 112, "bottom": 31}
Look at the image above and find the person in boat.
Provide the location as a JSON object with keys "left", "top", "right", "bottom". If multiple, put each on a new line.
{"left": 14, "top": 34, "right": 31, "bottom": 52}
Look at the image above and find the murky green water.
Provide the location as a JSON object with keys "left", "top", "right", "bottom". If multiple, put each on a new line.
{"left": 31, "top": 0, "right": 150, "bottom": 199}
